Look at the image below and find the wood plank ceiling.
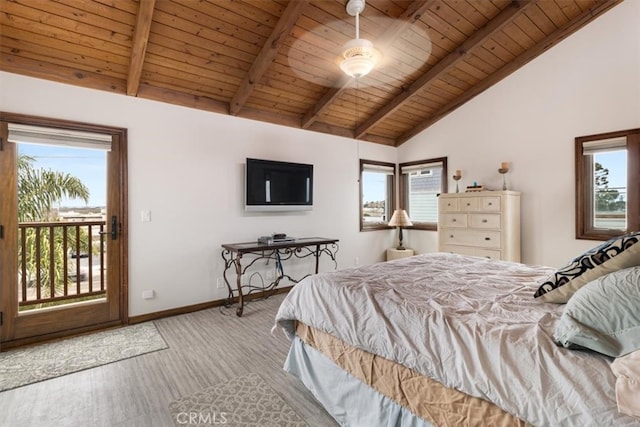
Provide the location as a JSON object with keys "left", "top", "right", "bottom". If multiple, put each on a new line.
{"left": 0, "top": 0, "right": 623, "bottom": 146}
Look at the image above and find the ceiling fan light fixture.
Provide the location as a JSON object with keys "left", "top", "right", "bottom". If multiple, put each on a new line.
{"left": 340, "top": 38, "right": 377, "bottom": 78}
{"left": 340, "top": 0, "right": 378, "bottom": 79}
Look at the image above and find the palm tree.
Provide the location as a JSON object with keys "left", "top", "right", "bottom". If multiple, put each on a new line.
{"left": 18, "top": 154, "right": 91, "bottom": 297}
{"left": 18, "top": 154, "right": 90, "bottom": 222}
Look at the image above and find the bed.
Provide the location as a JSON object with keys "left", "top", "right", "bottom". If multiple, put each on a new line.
{"left": 273, "top": 252, "right": 640, "bottom": 426}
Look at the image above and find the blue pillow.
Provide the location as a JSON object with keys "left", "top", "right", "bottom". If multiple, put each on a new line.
{"left": 554, "top": 266, "right": 640, "bottom": 357}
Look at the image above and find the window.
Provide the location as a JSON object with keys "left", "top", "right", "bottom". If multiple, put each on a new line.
{"left": 576, "top": 128, "right": 640, "bottom": 240}
{"left": 360, "top": 159, "right": 395, "bottom": 231}
{"left": 399, "top": 158, "right": 448, "bottom": 231}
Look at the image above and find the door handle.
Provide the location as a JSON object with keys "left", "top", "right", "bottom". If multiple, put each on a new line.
{"left": 100, "top": 216, "right": 118, "bottom": 240}
{"left": 110, "top": 215, "right": 117, "bottom": 240}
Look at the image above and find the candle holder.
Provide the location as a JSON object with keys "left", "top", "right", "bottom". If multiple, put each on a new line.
{"left": 498, "top": 167, "right": 509, "bottom": 190}
{"left": 453, "top": 172, "right": 462, "bottom": 193}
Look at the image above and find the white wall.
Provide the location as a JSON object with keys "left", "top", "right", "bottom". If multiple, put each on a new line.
{"left": 399, "top": 0, "right": 640, "bottom": 267}
{"left": 0, "top": 72, "right": 396, "bottom": 316}
{"left": 2, "top": 0, "right": 638, "bottom": 315}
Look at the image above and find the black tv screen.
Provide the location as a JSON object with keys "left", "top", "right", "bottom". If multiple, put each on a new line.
{"left": 245, "top": 158, "right": 313, "bottom": 211}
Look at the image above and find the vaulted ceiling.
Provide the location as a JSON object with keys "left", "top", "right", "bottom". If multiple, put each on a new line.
{"left": 0, "top": 0, "right": 622, "bottom": 146}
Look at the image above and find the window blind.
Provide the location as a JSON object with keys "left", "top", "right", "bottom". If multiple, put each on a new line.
{"left": 363, "top": 163, "right": 395, "bottom": 175}
{"left": 582, "top": 137, "right": 627, "bottom": 155}
{"left": 8, "top": 123, "right": 112, "bottom": 151}
{"left": 401, "top": 161, "right": 443, "bottom": 173}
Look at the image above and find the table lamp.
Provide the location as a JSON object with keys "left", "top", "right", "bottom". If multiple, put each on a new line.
{"left": 388, "top": 209, "right": 413, "bottom": 250}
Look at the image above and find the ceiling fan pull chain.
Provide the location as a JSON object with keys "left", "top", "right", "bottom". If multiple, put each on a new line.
{"left": 356, "top": 78, "right": 360, "bottom": 131}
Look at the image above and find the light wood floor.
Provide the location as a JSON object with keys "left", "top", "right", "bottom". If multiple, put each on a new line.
{"left": 0, "top": 294, "right": 339, "bottom": 427}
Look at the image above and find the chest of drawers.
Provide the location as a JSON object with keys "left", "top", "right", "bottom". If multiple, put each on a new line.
{"left": 438, "top": 191, "right": 521, "bottom": 262}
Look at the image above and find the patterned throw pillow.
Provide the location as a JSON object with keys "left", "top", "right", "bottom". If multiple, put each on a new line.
{"left": 534, "top": 231, "right": 640, "bottom": 303}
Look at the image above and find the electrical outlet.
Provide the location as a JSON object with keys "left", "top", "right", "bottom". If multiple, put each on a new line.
{"left": 354, "top": 257, "right": 360, "bottom": 266}
{"left": 216, "top": 278, "right": 225, "bottom": 289}
{"left": 142, "top": 289, "right": 155, "bottom": 300}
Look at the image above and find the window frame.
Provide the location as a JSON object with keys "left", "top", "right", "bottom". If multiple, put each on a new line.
{"left": 575, "top": 128, "right": 640, "bottom": 240}
{"left": 359, "top": 159, "right": 396, "bottom": 232}
{"left": 399, "top": 157, "right": 448, "bottom": 231}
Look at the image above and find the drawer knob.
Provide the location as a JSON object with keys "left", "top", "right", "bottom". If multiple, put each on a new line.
{"left": 452, "top": 218, "right": 457, "bottom": 222}
{"left": 484, "top": 237, "right": 491, "bottom": 241}
{"left": 466, "top": 203, "right": 471, "bottom": 206}
{"left": 450, "top": 234, "right": 454, "bottom": 238}
{"left": 482, "top": 219, "right": 488, "bottom": 223}
{"left": 488, "top": 202, "right": 493, "bottom": 206}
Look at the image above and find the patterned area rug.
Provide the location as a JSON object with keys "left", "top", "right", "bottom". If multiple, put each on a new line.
{"left": 0, "top": 322, "right": 168, "bottom": 392}
{"left": 168, "top": 373, "right": 308, "bottom": 427}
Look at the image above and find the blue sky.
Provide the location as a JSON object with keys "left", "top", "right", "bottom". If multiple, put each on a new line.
{"left": 596, "top": 150, "right": 626, "bottom": 191}
{"left": 362, "top": 171, "right": 386, "bottom": 202}
{"left": 18, "top": 143, "right": 107, "bottom": 207}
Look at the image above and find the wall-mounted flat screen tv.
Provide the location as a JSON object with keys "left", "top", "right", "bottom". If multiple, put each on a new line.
{"left": 245, "top": 158, "right": 313, "bottom": 211}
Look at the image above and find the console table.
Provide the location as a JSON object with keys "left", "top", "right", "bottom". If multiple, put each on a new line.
{"left": 221, "top": 237, "right": 339, "bottom": 316}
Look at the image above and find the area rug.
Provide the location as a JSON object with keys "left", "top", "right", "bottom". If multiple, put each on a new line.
{"left": 0, "top": 322, "right": 168, "bottom": 392}
{"left": 168, "top": 373, "right": 308, "bottom": 427}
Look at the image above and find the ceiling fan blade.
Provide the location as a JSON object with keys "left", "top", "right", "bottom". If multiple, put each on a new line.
{"left": 288, "top": 15, "right": 432, "bottom": 89}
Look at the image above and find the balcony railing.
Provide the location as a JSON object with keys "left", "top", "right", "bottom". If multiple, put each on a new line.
{"left": 18, "top": 220, "right": 107, "bottom": 310}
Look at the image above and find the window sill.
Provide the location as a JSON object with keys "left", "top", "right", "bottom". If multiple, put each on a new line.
{"left": 577, "top": 229, "right": 626, "bottom": 241}
{"left": 360, "top": 224, "right": 391, "bottom": 232}
{"left": 407, "top": 224, "right": 437, "bottom": 231}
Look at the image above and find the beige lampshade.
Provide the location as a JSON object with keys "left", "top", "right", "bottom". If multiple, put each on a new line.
{"left": 388, "top": 209, "right": 412, "bottom": 227}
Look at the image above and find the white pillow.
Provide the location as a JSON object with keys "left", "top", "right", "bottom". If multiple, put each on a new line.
{"left": 611, "top": 350, "right": 640, "bottom": 418}
{"left": 553, "top": 266, "right": 640, "bottom": 357}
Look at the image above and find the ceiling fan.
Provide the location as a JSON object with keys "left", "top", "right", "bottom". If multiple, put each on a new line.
{"left": 339, "top": 0, "right": 379, "bottom": 79}
{"left": 287, "top": 0, "right": 432, "bottom": 88}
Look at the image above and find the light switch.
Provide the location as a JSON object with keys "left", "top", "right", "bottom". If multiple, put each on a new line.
{"left": 141, "top": 210, "right": 151, "bottom": 222}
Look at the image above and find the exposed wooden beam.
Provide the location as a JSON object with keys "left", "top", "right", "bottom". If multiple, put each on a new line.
{"left": 137, "top": 83, "right": 307, "bottom": 131}
{"left": 127, "top": 0, "right": 156, "bottom": 96}
{"left": 239, "top": 106, "right": 303, "bottom": 129}
{"left": 303, "top": 121, "right": 396, "bottom": 146}
{"left": 302, "top": 0, "right": 435, "bottom": 130}
{"left": 229, "top": 0, "right": 309, "bottom": 116}
{"left": 355, "top": 133, "right": 396, "bottom": 146}
{"left": 396, "top": 0, "right": 624, "bottom": 145}
{"left": 306, "top": 121, "right": 355, "bottom": 139}
{"left": 137, "top": 84, "right": 228, "bottom": 114}
{"left": 301, "top": 75, "right": 352, "bottom": 129}
{"left": 0, "top": 53, "right": 126, "bottom": 93}
{"left": 355, "top": 0, "right": 535, "bottom": 140}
